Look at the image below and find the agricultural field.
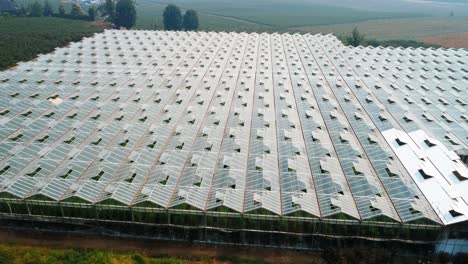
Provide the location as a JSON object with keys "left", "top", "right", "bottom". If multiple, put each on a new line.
{"left": 8, "top": 0, "right": 468, "bottom": 48}
{"left": 137, "top": 0, "right": 420, "bottom": 29}
{"left": 134, "top": 1, "right": 271, "bottom": 32}
{"left": 291, "top": 17, "right": 468, "bottom": 41}
{"left": 419, "top": 32, "right": 468, "bottom": 48}
{"left": 424, "top": 0, "right": 468, "bottom": 3}
{"left": 133, "top": 0, "right": 468, "bottom": 48}
{"left": 0, "top": 17, "right": 104, "bottom": 70}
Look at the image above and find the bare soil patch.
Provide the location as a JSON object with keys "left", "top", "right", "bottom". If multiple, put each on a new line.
{"left": 419, "top": 32, "right": 468, "bottom": 49}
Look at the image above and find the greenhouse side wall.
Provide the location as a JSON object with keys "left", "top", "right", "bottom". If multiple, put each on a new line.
{"left": 0, "top": 197, "right": 445, "bottom": 250}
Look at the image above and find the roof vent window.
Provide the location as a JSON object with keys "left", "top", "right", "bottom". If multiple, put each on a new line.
{"left": 449, "top": 210, "right": 463, "bottom": 218}
{"left": 453, "top": 170, "right": 467, "bottom": 181}
{"left": 424, "top": 139, "right": 436, "bottom": 148}
{"left": 419, "top": 169, "right": 433, "bottom": 180}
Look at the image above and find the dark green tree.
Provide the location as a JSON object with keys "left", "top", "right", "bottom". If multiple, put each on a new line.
{"left": 58, "top": 4, "right": 65, "bottom": 17}
{"left": 17, "top": 5, "right": 28, "bottom": 16}
{"left": 88, "top": 6, "right": 97, "bottom": 21}
{"left": 70, "top": 3, "right": 85, "bottom": 18}
{"left": 101, "top": 0, "right": 115, "bottom": 21}
{"left": 30, "top": 2, "right": 43, "bottom": 17}
{"left": 182, "top": 9, "right": 199, "bottom": 31}
{"left": 43, "top": 1, "right": 54, "bottom": 16}
{"left": 114, "top": 0, "right": 136, "bottom": 28}
{"left": 346, "top": 27, "right": 365, "bottom": 47}
{"left": 163, "top": 4, "right": 182, "bottom": 31}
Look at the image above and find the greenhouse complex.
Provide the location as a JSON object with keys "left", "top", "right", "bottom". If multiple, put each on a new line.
{"left": 0, "top": 30, "right": 467, "bottom": 251}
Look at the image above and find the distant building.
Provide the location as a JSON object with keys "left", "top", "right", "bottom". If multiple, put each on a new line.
{"left": 0, "top": 0, "right": 18, "bottom": 15}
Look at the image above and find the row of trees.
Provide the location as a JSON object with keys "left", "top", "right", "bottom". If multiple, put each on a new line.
{"left": 17, "top": 1, "right": 94, "bottom": 21}
{"left": 100, "top": 0, "right": 136, "bottom": 28}
{"left": 14, "top": 0, "right": 137, "bottom": 28}
{"left": 11, "top": 2, "right": 199, "bottom": 31}
{"left": 163, "top": 4, "right": 199, "bottom": 31}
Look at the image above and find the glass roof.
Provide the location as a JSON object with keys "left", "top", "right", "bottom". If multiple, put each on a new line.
{"left": 0, "top": 30, "right": 467, "bottom": 225}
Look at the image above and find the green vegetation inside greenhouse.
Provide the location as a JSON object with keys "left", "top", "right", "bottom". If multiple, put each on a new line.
{"left": 0, "top": 197, "right": 442, "bottom": 243}
{"left": 61, "top": 197, "right": 91, "bottom": 204}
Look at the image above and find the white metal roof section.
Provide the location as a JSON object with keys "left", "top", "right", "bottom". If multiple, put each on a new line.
{"left": 0, "top": 30, "right": 466, "bottom": 226}
{"left": 383, "top": 128, "right": 468, "bottom": 225}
